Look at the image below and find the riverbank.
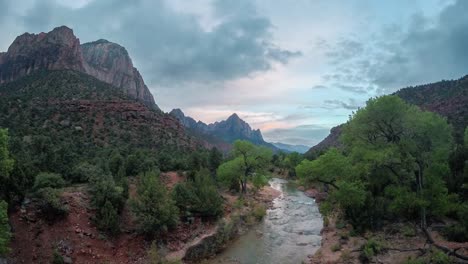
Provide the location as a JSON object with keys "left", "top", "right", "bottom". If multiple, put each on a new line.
{"left": 205, "top": 178, "right": 322, "bottom": 264}
{"left": 303, "top": 185, "right": 468, "bottom": 263}
{"left": 166, "top": 183, "right": 281, "bottom": 263}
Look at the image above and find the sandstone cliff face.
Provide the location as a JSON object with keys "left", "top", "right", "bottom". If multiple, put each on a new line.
{"left": 0, "top": 26, "right": 158, "bottom": 109}
{"left": 0, "top": 26, "right": 86, "bottom": 83}
{"left": 81, "top": 39, "right": 156, "bottom": 108}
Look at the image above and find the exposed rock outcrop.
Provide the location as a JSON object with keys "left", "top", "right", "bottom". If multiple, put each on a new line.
{"left": 82, "top": 39, "right": 156, "bottom": 108}
{"left": 0, "top": 26, "right": 158, "bottom": 109}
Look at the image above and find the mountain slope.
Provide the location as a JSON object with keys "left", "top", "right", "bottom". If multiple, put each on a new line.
{"left": 306, "top": 75, "right": 468, "bottom": 157}
{"left": 0, "top": 70, "right": 196, "bottom": 153}
{"left": 0, "top": 26, "right": 158, "bottom": 109}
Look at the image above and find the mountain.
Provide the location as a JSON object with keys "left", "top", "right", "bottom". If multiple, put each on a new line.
{"left": 305, "top": 75, "right": 468, "bottom": 157}
{"left": 0, "top": 26, "right": 157, "bottom": 109}
{"left": 170, "top": 109, "right": 277, "bottom": 150}
{"left": 0, "top": 70, "right": 196, "bottom": 153}
{"left": 272, "top": 142, "right": 310, "bottom": 154}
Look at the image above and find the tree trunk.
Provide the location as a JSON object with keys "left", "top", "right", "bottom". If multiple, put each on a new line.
{"left": 417, "top": 162, "right": 427, "bottom": 229}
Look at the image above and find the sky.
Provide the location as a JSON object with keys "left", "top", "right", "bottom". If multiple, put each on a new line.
{"left": 1, "top": 0, "right": 467, "bottom": 146}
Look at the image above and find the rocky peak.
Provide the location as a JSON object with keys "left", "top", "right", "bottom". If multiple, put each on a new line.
{"left": 0, "top": 26, "right": 158, "bottom": 109}
{"left": 0, "top": 26, "right": 86, "bottom": 83}
{"left": 81, "top": 39, "right": 157, "bottom": 108}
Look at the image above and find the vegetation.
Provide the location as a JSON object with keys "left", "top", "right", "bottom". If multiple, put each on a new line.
{"left": 131, "top": 170, "right": 179, "bottom": 236}
{"left": 172, "top": 169, "right": 223, "bottom": 217}
{"left": 0, "top": 200, "right": 11, "bottom": 256}
{"left": 217, "top": 140, "right": 272, "bottom": 193}
{"left": 297, "top": 96, "right": 459, "bottom": 232}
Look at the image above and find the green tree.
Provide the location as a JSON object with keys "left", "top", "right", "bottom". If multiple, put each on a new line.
{"left": 0, "top": 129, "right": 14, "bottom": 201}
{"left": 209, "top": 147, "right": 223, "bottom": 172}
{"left": 298, "top": 96, "right": 455, "bottom": 230}
{"left": 217, "top": 140, "right": 272, "bottom": 194}
{"left": 96, "top": 200, "right": 120, "bottom": 235}
{"left": 131, "top": 170, "right": 179, "bottom": 236}
{"left": 0, "top": 200, "right": 11, "bottom": 256}
{"left": 33, "top": 173, "right": 65, "bottom": 191}
{"left": 296, "top": 148, "right": 351, "bottom": 189}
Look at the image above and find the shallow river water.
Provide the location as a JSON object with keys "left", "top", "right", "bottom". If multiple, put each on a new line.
{"left": 208, "top": 178, "right": 323, "bottom": 264}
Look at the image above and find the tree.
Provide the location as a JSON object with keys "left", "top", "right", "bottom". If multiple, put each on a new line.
{"left": 130, "top": 170, "right": 179, "bottom": 236}
{"left": 33, "top": 173, "right": 65, "bottom": 191}
{"left": 173, "top": 169, "right": 223, "bottom": 217}
{"left": 298, "top": 96, "right": 455, "bottom": 230}
{"left": 296, "top": 148, "right": 351, "bottom": 190}
{"left": 0, "top": 200, "right": 11, "bottom": 256}
{"left": 0, "top": 129, "right": 14, "bottom": 201}
{"left": 209, "top": 147, "right": 223, "bottom": 172}
{"left": 96, "top": 200, "right": 120, "bottom": 235}
{"left": 217, "top": 140, "right": 272, "bottom": 194}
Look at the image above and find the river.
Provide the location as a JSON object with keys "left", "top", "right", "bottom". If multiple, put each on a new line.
{"left": 208, "top": 178, "right": 323, "bottom": 264}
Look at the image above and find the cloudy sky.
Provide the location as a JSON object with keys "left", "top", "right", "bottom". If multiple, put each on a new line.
{"left": 1, "top": 0, "right": 467, "bottom": 146}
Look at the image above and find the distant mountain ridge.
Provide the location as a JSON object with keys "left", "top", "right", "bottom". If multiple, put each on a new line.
{"left": 0, "top": 26, "right": 157, "bottom": 109}
{"left": 170, "top": 108, "right": 277, "bottom": 150}
{"left": 271, "top": 142, "right": 310, "bottom": 154}
{"left": 306, "top": 75, "right": 468, "bottom": 157}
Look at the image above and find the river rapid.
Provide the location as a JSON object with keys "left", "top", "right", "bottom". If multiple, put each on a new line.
{"left": 208, "top": 178, "right": 323, "bottom": 264}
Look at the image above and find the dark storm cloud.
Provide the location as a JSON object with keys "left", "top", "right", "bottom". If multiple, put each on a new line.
{"left": 322, "top": 0, "right": 468, "bottom": 94}
{"left": 263, "top": 125, "right": 330, "bottom": 146}
{"left": 8, "top": 0, "right": 300, "bottom": 86}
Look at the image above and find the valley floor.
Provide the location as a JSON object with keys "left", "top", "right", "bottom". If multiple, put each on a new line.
{"left": 8, "top": 172, "right": 280, "bottom": 264}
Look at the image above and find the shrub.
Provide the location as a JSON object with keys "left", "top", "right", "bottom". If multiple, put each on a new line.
{"left": 443, "top": 224, "right": 468, "bottom": 242}
{"left": 52, "top": 249, "right": 64, "bottom": 264}
{"left": 331, "top": 243, "right": 341, "bottom": 252}
{"left": 428, "top": 249, "right": 450, "bottom": 264}
{"left": 361, "top": 238, "right": 382, "bottom": 261}
{"left": 402, "top": 225, "right": 416, "bottom": 237}
{"left": 33, "top": 173, "right": 65, "bottom": 191}
{"left": 251, "top": 204, "right": 267, "bottom": 220}
{"left": 96, "top": 200, "right": 120, "bottom": 235}
{"left": 131, "top": 171, "right": 179, "bottom": 236}
{"left": 252, "top": 174, "right": 268, "bottom": 192}
{"left": 70, "top": 162, "right": 102, "bottom": 183}
{"left": 172, "top": 169, "right": 223, "bottom": 217}
{"left": 0, "top": 200, "right": 11, "bottom": 256}
{"left": 35, "top": 187, "right": 68, "bottom": 220}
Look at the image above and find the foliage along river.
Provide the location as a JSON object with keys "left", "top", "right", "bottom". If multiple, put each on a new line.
{"left": 208, "top": 178, "right": 323, "bottom": 264}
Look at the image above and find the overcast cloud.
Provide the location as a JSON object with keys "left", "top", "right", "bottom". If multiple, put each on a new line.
{"left": 0, "top": 0, "right": 465, "bottom": 146}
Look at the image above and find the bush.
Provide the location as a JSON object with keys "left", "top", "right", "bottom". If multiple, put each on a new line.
{"left": 331, "top": 243, "right": 341, "bottom": 252}
{"left": 33, "top": 173, "right": 65, "bottom": 191}
{"left": 131, "top": 171, "right": 179, "bottom": 236}
{"left": 35, "top": 187, "right": 68, "bottom": 220}
{"left": 172, "top": 169, "right": 223, "bottom": 218}
{"left": 402, "top": 225, "right": 416, "bottom": 237}
{"left": 443, "top": 224, "right": 468, "bottom": 242}
{"left": 52, "top": 249, "right": 64, "bottom": 264}
{"left": 252, "top": 174, "right": 268, "bottom": 192}
{"left": 428, "top": 249, "right": 450, "bottom": 264}
{"left": 251, "top": 204, "right": 267, "bottom": 220}
{"left": 0, "top": 200, "right": 11, "bottom": 256}
{"left": 361, "top": 238, "right": 382, "bottom": 261}
{"left": 70, "top": 162, "right": 102, "bottom": 183}
{"left": 96, "top": 200, "right": 120, "bottom": 235}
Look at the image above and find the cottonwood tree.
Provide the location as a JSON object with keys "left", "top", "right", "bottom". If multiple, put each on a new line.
{"left": 297, "top": 96, "right": 454, "bottom": 229}
{"left": 217, "top": 140, "right": 272, "bottom": 194}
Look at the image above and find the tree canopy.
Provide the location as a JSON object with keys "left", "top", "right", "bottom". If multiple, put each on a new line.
{"left": 297, "top": 95, "right": 455, "bottom": 230}
{"left": 217, "top": 140, "right": 272, "bottom": 193}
